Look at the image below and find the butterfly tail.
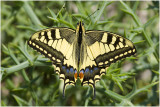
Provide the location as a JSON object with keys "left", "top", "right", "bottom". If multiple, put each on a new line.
{"left": 93, "top": 84, "right": 96, "bottom": 99}
{"left": 63, "top": 81, "right": 66, "bottom": 98}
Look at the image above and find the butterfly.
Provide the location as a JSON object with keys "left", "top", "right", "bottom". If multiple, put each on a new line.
{"left": 28, "top": 21, "right": 136, "bottom": 98}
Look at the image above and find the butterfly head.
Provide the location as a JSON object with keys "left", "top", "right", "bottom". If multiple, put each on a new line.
{"left": 76, "top": 21, "right": 85, "bottom": 35}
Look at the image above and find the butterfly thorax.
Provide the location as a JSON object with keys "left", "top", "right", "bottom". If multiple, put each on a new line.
{"left": 77, "top": 22, "right": 83, "bottom": 47}
{"left": 76, "top": 21, "right": 85, "bottom": 65}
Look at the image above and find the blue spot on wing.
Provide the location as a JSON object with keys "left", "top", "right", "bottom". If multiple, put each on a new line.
{"left": 85, "top": 68, "right": 89, "bottom": 73}
{"left": 62, "top": 66, "right": 75, "bottom": 74}
{"left": 70, "top": 68, "right": 74, "bottom": 73}
{"left": 66, "top": 69, "right": 69, "bottom": 73}
{"left": 74, "top": 69, "right": 77, "bottom": 73}
{"left": 83, "top": 67, "right": 99, "bottom": 74}
{"left": 80, "top": 70, "right": 84, "bottom": 73}
{"left": 62, "top": 66, "right": 66, "bottom": 70}
{"left": 61, "top": 65, "right": 77, "bottom": 74}
{"left": 90, "top": 69, "right": 93, "bottom": 73}
{"left": 93, "top": 67, "right": 99, "bottom": 71}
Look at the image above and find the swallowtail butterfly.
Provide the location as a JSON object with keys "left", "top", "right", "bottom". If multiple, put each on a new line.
{"left": 28, "top": 21, "right": 136, "bottom": 98}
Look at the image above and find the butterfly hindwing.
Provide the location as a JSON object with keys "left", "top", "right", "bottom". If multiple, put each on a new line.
{"left": 28, "top": 27, "right": 78, "bottom": 96}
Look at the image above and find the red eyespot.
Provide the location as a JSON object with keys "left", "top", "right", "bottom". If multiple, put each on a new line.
{"left": 79, "top": 71, "right": 84, "bottom": 79}
{"left": 74, "top": 72, "right": 77, "bottom": 79}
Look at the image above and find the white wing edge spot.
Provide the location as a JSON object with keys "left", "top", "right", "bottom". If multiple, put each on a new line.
{"left": 40, "top": 48, "right": 43, "bottom": 51}
{"left": 41, "top": 32, "right": 44, "bottom": 35}
{"left": 101, "top": 33, "right": 108, "bottom": 42}
{"left": 32, "top": 43, "right": 35, "bottom": 46}
{"left": 29, "top": 41, "right": 32, "bottom": 44}
{"left": 133, "top": 49, "right": 136, "bottom": 52}
{"left": 36, "top": 45, "right": 39, "bottom": 49}
{"left": 56, "top": 29, "right": 61, "bottom": 39}
{"left": 48, "top": 40, "right": 53, "bottom": 46}
{"left": 47, "top": 31, "right": 52, "bottom": 39}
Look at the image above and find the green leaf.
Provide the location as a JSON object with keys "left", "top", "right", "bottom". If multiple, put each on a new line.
{"left": 152, "top": 70, "right": 159, "bottom": 75}
{"left": 12, "top": 95, "right": 28, "bottom": 106}
{"left": 8, "top": 47, "right": 19, "bottom": 64}
{"left": 104, "top": 89, "right": 124, "bottom": 102}
{"left": 116, "top": 80, "right": 124, "bottom": 92}
{"left": 131, "top": 27, "right": 143, "bottom": 33}
{"left": 97, "top": 21, "right": 112, "bottom": 25}
{"left": 134, "top": 40, "right": 145, "bottom": 44}
{"left": 57, "top": 18, "right": 75, "bottom": 29}
{"left": 16, "top": 25, "right": 37, "bottom": 32}
{"left": 1, "top": 100, "right": 7, "bottom": 106}
{"left": 48, "top": 7, "right": 57, "bottom": 18}
{"left": 143, "top": 15, "right": 158, "bottom": 29}
{"left": 23, "top": 1, "right": 42, "bottom": 27}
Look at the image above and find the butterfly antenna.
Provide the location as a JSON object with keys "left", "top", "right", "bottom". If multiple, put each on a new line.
{"left": 86, "top": 8, "right": 100, "bottom": 20}
{"left": 62, "top": 4, "right": 71, "bottom": 19}
{"left": 57, "top": 3, "right": 66, "bottom": 18}
{"left": 72, "top": 15, "right": 79, "bottom": 22}
{"left": 62, "top": 4, "right": 79, "bottom": 22}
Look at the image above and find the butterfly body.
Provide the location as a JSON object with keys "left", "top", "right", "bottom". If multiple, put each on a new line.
{"left": 28, "top": 21, "right": 136, "bottom": 98}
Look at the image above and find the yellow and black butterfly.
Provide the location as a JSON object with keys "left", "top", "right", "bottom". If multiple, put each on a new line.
{"left": 28, "top": 21, "right": 136, "bottom": 98}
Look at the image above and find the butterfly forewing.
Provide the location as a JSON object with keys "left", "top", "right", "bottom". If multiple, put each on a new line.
{"left": 84, "top": 31, "right": 136, "bottom": 67}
